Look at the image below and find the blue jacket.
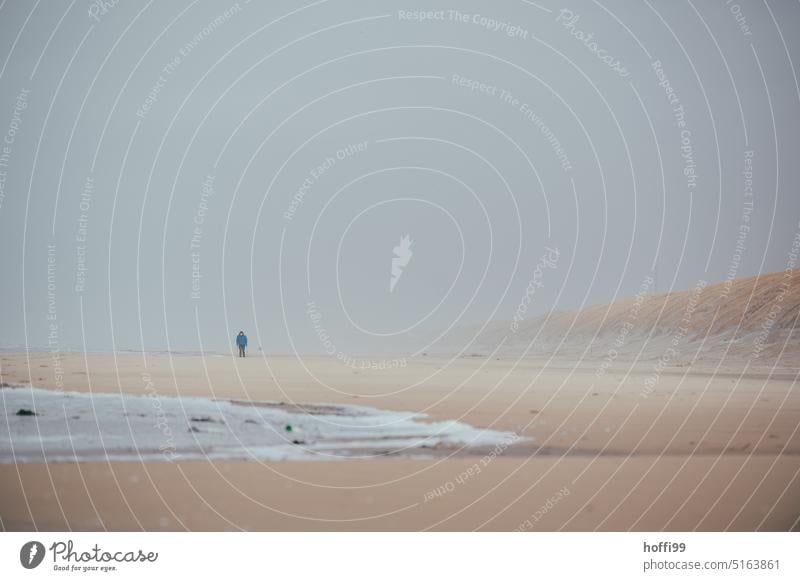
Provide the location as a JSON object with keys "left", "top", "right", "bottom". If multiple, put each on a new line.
{"left": 236, "top": 334, "right": 248, "bottom": 347}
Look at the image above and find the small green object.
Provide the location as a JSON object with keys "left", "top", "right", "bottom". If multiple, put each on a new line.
{"left": 284, "top": 424, "right": 293, "bottom": 433}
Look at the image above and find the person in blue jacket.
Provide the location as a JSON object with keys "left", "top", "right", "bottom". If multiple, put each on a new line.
{"left": 236, "top": 330, "right": 248, "bottom": 357}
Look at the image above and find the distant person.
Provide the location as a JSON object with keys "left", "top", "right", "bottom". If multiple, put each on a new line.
{"left": 236, "top": 330, "right": 248, "bottom": 357}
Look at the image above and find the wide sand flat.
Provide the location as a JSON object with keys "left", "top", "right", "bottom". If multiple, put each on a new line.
{"left": 1, "top": 352, "right": 798, "bottom": 531}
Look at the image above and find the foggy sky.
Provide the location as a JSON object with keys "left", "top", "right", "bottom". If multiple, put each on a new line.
{"left": 1, "top": 0, "right": 799, "bottom": 354}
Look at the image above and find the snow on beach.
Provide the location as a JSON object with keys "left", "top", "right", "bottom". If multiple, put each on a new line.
{"left": 1, "top": 386, "right": 520, "bottom": 463}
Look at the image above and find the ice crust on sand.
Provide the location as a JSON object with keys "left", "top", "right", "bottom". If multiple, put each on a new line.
{"left": 1, "top": 387, "right": 519, "bottom": 462}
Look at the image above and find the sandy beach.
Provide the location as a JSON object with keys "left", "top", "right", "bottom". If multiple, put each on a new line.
{"left": 3, "top": 5, "right": 800, "bottom": 578}
{"left": 2, "top": 351, "right": 798, "bottom": 531}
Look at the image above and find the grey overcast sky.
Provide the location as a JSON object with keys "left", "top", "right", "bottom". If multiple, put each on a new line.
{"left": 0, "top": 0, "right": 798, "bottom": 354}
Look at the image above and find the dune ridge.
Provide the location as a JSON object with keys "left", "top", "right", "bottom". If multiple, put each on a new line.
{"left": 439, "top": 271, "right": 800, "bottom": 369}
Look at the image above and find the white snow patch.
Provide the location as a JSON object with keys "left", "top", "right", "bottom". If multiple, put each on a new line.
{"left": 0, "top": 387, "right": 521, "bottom": 463}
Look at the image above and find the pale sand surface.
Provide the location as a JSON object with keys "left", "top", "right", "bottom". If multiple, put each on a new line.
{"left": 1, "top": 352, "right": 799, "bottom": 531}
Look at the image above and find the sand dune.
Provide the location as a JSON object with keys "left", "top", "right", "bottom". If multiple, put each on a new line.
{"left": 437, "top": 271, "right": 799, "bottom": 369}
